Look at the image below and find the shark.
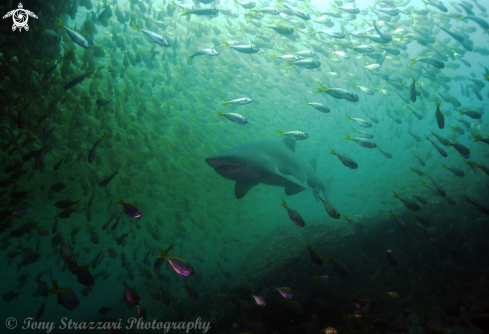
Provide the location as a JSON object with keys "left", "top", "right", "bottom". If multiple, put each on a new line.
{"left": 205, "top": 137, "right": 330, "bottom": 199}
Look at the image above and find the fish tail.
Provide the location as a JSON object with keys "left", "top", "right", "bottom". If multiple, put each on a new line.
{"left": 285, "top": 61, "right": 293, "bottom": 67}
{"left": 221, "top": 101, "right": 228, "bottom": 106}
{"left": 316, "top": 85, "right": 327, "bottom": 93}
{"left": 409, "top": 167, "right": 414, "bottom": 172}
{"left": 308, "top": 29, "right": 317, "bottom": 36}
{"left": 441, "top": 163, "right": 447, "bottom": 169}
{"left": 389, "top": 210, "right": 395, "bottom": 218}
{"left": 130, "top": 21, "right": 140, "bottom": 30}
{"left": 55, "top": 18, "right": 63, "bottom": 28}
{"left": 345, "top": 114, "right": 352, "bottom": 120}
{"left": 471, "top": 132, "right": 481, "bottom": 142}
{"left": 325, "top": 252, "right": 332, "bottom": 262}
{"left": 344, "top": 134, "right": 352, "bottom": 140}
{"left": 436, "top": 101, "right": 442, "bottom": 108}
{"left": 304, "top": 100, "right": 309, "bottom": 106}
{"left": 216, "top": 111, "right": 223, "bottom": 117}
{"left": 278, "top": 198, "right": 287, "bottom": 207}
{"left": 458, "top": 110, "right": 464, "bottom": 115}
{"left": 393, "top": 191, "right": 399, "bottom": 198}
{"left": 187, "top": 55, "right": 194, "bottom": 64}
{"left": 408, "top": 59, "right": 417, "bottom": 66}
{"left": 270, "top": 53, "right": 277, "bottom": 59}
{"left": 277, "top": 130, "right": 284, "bottom": 136}
{"left": 463, "top": 193, "right": 471, "bottom": 203}
{"left": 48, "top": 280, "right": 60, "bottom": 295}
{"left": 222, "top": 41, "right": 230, "bottom": 47}
{"left": 181, "top": 9, "right": 189, "bottom": 16}
{"left": 330, "top": 148, "right": 336, "bottom": 155}
{"left": 306, "top": 239, "right": 310, "bottom": 249}
{"left": 115, "top": 197, "right": 124, "bottom": 205}
{"left": 157, "top": 247, "right": 168, "bottom": 259}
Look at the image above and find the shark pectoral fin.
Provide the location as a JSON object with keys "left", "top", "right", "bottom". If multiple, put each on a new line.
{"left": 285, "top": 183, "right": 305, "bottom": 196}
{"left": 309, "top": 158, "right": 318, "bottom": 171}
{"left": 273, "top": 170, "right": 313, "bottom": 193}
{"left": 235, "top": 182, "right": 258, "bottom": 199}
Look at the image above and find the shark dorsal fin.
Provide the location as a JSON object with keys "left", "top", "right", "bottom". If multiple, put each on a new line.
{"left": 309, "top": 158, "right": 317, "bottom": 171}
{"left": 282, "top": 137, "right": 296, "bottom": 152}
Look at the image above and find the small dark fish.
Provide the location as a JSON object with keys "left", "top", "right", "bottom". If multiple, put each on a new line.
{"left": 88, "top": 228, "right": 99, "bottom": 244}
{"left": 98, "top": 306, "right": 111, "bottom": 315}
{"left": 60, "top": 237, "right": 75, "bottom": 264}
{"left": 116, "top": 198, "right": 142, "bottom": 218}
{"left": 59, "top": 206, "right": 78, "bottom": 219}
{"left": 3, "top": 291, "right": 19, "bottom": 302}
{"left": 96, "top": 99, "right": 112, "bottom": 107}
{"left": 306, "top": 240, "right": 323, "bottom": 265}
{"left": 122, "top": 280, "right": 139, "bottom": 305}
{"left": 99, "top": 170, "right": 119, "bottom": 187}
{"left": 35, "top": 300, "right": 46, "bottom": 319}
{"left": 279, "top": 198, "right": 305, "bottom": 227}
{"left": 384, "top": 245, "right": 398, "bottom": 268}
{"left": 435, "top": 101, "right": 444, "bottom": 129}
{"left": 55, "top": 199, "right": 81, "bottom": 209}
{"left": 116, "top": 232, "right": 130, "bottom": 245}
{"left": 51, "top": 182, "right": 67, "bottom": 193}
{"left": 10, "top": 222, "right": 36, "bottom": 238}
{"left": 64, "top": 69, "right": 95, "bottom": 90}
{"left": 48, "top": 280, "right": 79, "bottom": 310}
{"left": 425, "top": 135, "right": 447, "bottom": 157}
{"left": 102, "top": 213, "right": 117, "bottom": 231}
{"left": 325, "top": 253, "right": 348, "bottom": 279}
{"left": 72, "top": 264, "right": 95, "bottom": 286}
{"left": 91, "top": 251, "right": 103, "bottom": 270}
{"left": 88, "top": 134, "right": 109, "bottom": 163}
{"left": 52, "top": 156, "right": 64, "bottom": 171}
{"left": 137, "top": 305, "right": 147, "bottom": 320}
{"left": 184, "top": 282, "right": 199, "bottom": 300}
{"left": 444, "top": 298, "right": 462, "bottom": 317}
{"left": 108, "top": 248, "right": 117, "bottom": 258}
{"left": 412, "top": 194, "right": 428, "bottom": 205}
{"left": 410, "top": 77, "right": 417, "bottom": 102}
{"left": 318, "top": 196, "right": 340, "bottom": 219}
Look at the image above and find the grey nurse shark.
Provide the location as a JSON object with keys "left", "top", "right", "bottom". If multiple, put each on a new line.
{"left": 205, "top": 137, "right": 331, "bottom": 199}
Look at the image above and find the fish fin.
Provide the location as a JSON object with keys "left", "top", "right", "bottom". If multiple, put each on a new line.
{"left": 393, "top": 191, "right": 399, "bottom": 198}
{"left": 276, "top": 130, "right": 284, "bottom": 136}
{"left": 187, "top": 55, "right": 194, "bottom": 64}
{"left": 48, "top": 280, "right": 60, "bottom": 295}
{"left": 235, "top": 182, "right": 258, "bottom": 199}
{"left": 216, "top": 111, "right": 223, "bottom": 117}
{"left": 55, "top": 18, "right": 63, "bottom": 28}
{"left": 181, "top": 9, "right": 189, "bottom": 16}
{"left": 221, "top": 101, "right": 228, "bottom": 106}
{"left": 281, "top": 136, "right": 296, "bottom": 152}
{"left": 309, "top": 158, "right": 317, "bottom": 171}
{"left": 284, "top": 183, "right": 304, "bottom": 196}
{"left": 130, "top": 21, "right": 140, "bottom": 30}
